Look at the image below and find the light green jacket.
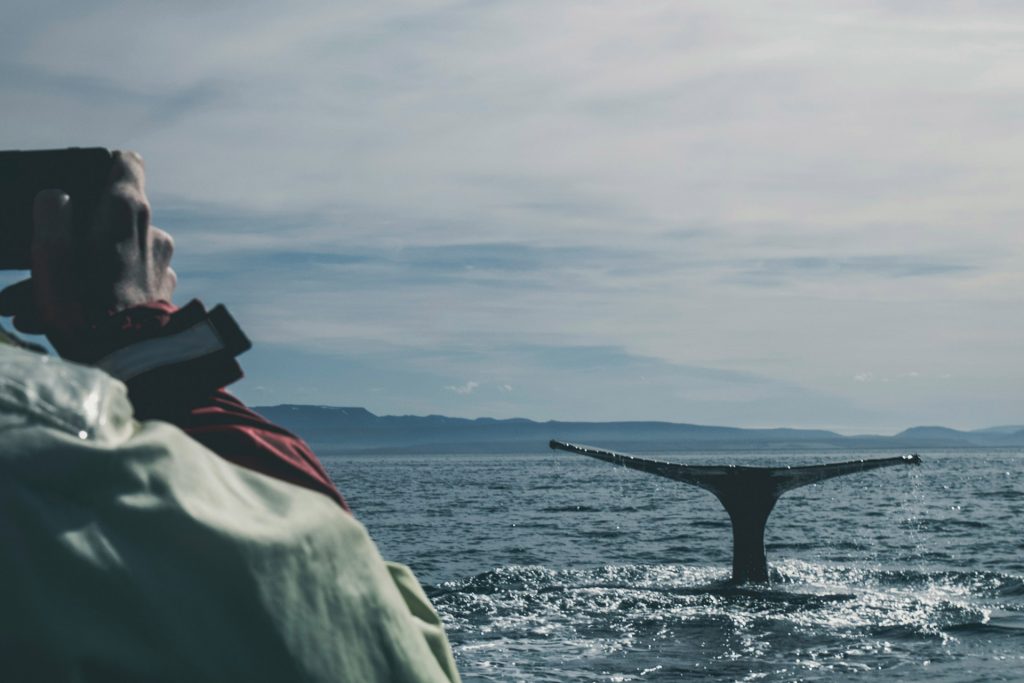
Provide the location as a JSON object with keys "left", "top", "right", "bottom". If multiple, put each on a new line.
{"left": 0, "top": 343, "right": 460, "bottom": 683}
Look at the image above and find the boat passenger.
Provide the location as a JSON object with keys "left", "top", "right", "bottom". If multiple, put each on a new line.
{"left": 0, "top": 151, "right": 460, "bottom": 683}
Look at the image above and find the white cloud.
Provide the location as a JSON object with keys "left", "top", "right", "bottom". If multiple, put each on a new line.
{"left": 445, "top": 381, "right": 480, "bottom": 396}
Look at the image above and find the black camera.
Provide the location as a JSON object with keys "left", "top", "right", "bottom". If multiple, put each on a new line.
{"left": 0, "top": 147, "right": 114, "bottom": 269}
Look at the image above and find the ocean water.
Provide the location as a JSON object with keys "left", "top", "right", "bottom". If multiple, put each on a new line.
{"left": 322, "top": 449, "right": 1024, "bottom": 682}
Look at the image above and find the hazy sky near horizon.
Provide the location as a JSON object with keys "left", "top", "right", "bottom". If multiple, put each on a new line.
{"left": 2, "top": 1, "right": 1023, "bottom": 432}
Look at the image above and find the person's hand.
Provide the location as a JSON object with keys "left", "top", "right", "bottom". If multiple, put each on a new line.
{"left": 0, "top": 151, "right": 176, "bottom": 361}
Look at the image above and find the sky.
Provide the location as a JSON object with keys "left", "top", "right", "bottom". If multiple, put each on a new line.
{"left": 2, "top": 1, "right": 1023, "bottom": 432}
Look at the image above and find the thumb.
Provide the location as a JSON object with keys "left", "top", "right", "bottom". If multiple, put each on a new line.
{"left": 32, "top": 189, "right": 73, "bottom": 248}
{"left": 30, "top": 190, "right": 84, "bottom": 339}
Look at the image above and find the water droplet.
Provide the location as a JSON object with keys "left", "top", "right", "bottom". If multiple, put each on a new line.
{"left": 78, "top": 430, "right": 88, "bottom": 440}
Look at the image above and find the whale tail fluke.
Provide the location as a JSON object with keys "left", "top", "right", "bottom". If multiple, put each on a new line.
{"left": 548, "top": 440, "right": 921, "bottom": 583}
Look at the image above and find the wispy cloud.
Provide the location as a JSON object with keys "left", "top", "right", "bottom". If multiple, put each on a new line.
{"left": 445, "top": 381, "right": 479, "bottom": 395}
{"left": 731, "top": 255, "right": 974, "bottom": 287}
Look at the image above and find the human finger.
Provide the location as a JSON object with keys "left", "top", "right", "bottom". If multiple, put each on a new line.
{"left": 108, "top": 149, "right": 146, "bottom": 192}
{"left": 32, "top": 189, "right": 74, "bottom": 247}
{"left": 92, "top": 181, "right": 150, "bottom": 244}
{"left": 92, "top": 151, "right": 150, "bottom": 244}
{"left": 30, "top": 189, "right": 83, "bottom": 336}
{"left": 150, "top": 226, "right": 175, "bottom": 268}
{"left": 164, "top": 266, "right": 178, "bottom": 300}
{"left": 147, "top": 226, "right": 176, "bottom": 302}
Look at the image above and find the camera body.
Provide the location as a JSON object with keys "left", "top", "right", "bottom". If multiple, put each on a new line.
{"left": 0, "top": 147, "right": 113, "bottom": 269}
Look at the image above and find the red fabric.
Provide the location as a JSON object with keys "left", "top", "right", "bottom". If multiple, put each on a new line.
{"left": 94, "top": 301, "right": 350, "bottom": 512}
{"left": 83, "top": 299, "right": 181, "bottom": 360}
{"left": 177, "top": 391, "right": 350, "bottom": 512}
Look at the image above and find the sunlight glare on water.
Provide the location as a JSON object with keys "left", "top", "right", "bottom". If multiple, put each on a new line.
{"left": 325, "top": 449, "right": 1024, "bottom": 682}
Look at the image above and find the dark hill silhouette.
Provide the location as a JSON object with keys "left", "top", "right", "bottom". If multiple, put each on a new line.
{"left": 971, "top": 425, "right": 1024, "bottom": 435}
{"left": 252, "top": 404, "right": 1024, "bottom": 454}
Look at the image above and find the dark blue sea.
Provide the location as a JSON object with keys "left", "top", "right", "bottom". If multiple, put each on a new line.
{"left": 322, "top": 449, "right": 1024, "bottom": 682}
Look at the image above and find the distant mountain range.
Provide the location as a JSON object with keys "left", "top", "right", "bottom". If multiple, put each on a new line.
{"left": 252, "top": 405, "right": 1024, "bottom": 454}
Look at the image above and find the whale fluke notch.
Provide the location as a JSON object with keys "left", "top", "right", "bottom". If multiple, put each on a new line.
{"left": 548, "top": 440, "right": 921, "bottom": 584}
